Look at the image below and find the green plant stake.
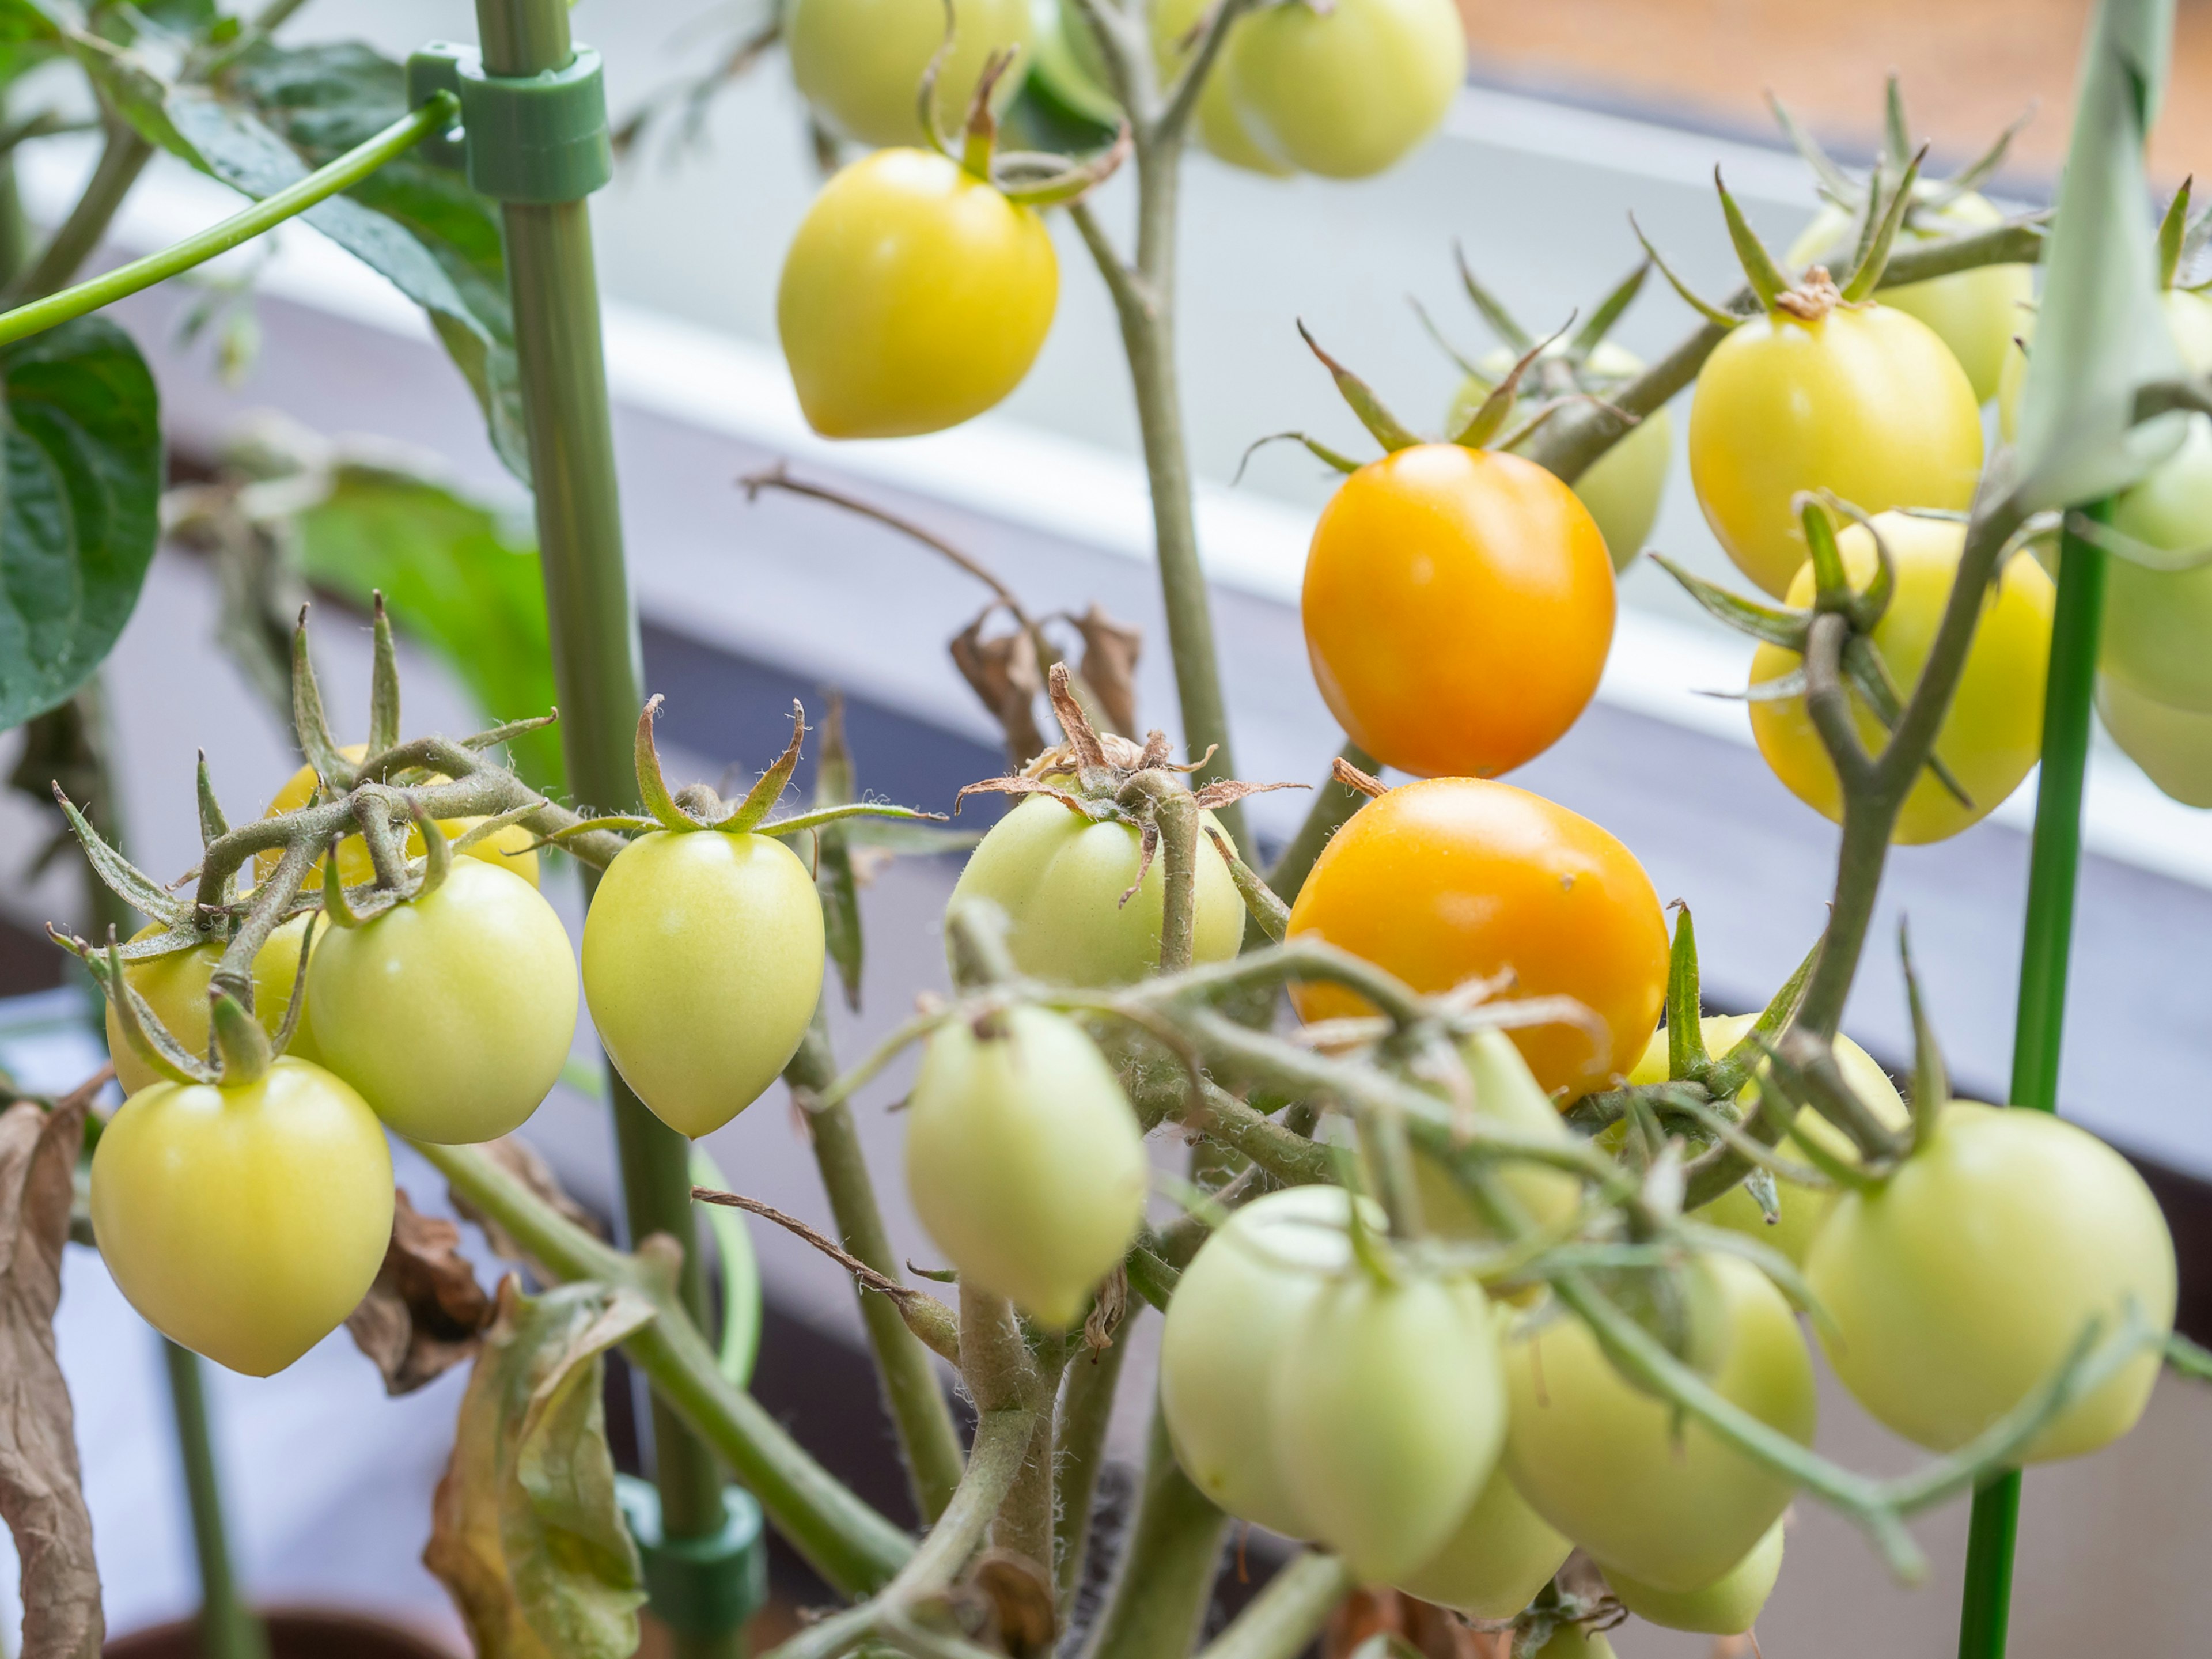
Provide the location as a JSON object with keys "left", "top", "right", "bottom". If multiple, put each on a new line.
{"left": 162, "top": 1339, "right": 271, "bottom": 1659}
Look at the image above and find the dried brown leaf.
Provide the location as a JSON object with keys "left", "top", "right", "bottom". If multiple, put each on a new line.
{"left": 0, "top": 1096, "right": 101, "bottom": 1659}
{"left": 1064, "top": 604, "right": 1142, "bottom": 737}
{"left": 968, "top": 1550, "right": 1057, "bottom": 1659}
{"left": 951, "top": 611, "right": 1047, "bottom": 768}
{"left": 1082, "top": 1264, "right": 1127, "bottom": 1354}
{"left": 1188, "top": 778, "right": 1310, "bottom": 812}
{"left": 450, "top": 1137, "right": 603, "bottom": 1279}
{"left": 346, "top": 1191, "right": 498, "bottom": 1396}
{"left": 1331, "top": 756, "right": 1389, "bottom": 800}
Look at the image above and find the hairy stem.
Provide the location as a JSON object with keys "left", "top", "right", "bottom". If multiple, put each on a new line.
{"left": 1052, "top": 1330, "right": 1131, "bottom": 1609}
{"left": 1080, "top": 1402, "right": 1229, "bottom": 1659}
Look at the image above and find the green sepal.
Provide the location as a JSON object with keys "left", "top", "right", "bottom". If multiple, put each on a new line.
{"left": 208, "top": 986, "right": 272, "bottom": 1087}
{"left": 366, "top": 590, "right": 402, "bottom": 755}
{"left": 1764, "top": 90, "right": 1857, "bottom": 204}
{"left": 60, "top": 926, "right": 209, "bottom": 1087}
{"left": 51, "top": 785, "right": 188, "bottom": 927}
{"left": 1715, "top": 168, "right": 1790, "bottom": 314}
{"left": 756, "top": 802, "right": 949, "bottom": 840}
{"left": 1816, "top": 492, "right": 1897, "bottom": 630}
{"left": 838, "top": 819, "right": 985, "bottom": 854}
{"left": 1629, "top": 214, "right": 1741, "bottom": 329}
{"left": 1568, "top": 260, "right": 1650, "bottom": 360}
{"left": 1236, "top": 431, "right": 1363, "bottom": 480}
{"left": 1840, "top": 146, "right": 1927, "bottom": 303}
{"left": 1742, "top": 1037, "right": 1888, "bottom": 1192}
{"left": 2166, "top": 1331, "right": 2212, "bottom": 1383}
{"left": 461, "top": 711, "right": 562, "bottom": 752}
{"left": 1330, "top": 1139, "right": 1399, "bottom": 1289}
{"left": 195, "top": 750, "right": 230, "bottom": 850}
{"left": 1708, "top": 667, "right": 1808, "bottom": 704}
{"left": 114, "top": 922, "right": 217, "bottom": 963}
{"left": 1898, "top": 923, "right": 1948, "bottom": 1154}
{"left": 1205, "top": 824, "right": 1288, "bottom": 942}
{"left": 1925, "top": 107, "right": 2031, "bottom": 212}
{"left": 1296, "top": 320, "right": 1422, "bottom": 453}
{"left": 1840, "top": 634, "right": 1974, "bottom": 807}
{"left": 2063, "top": 508, "right": 2212, "bottom": 574}
{"left": 291, "top": 608, "right": 360, "bottom": 793}
{"left": 450, "top": 802, "right": 545, "bottom": 857}
{"left": 810, "top": 694, "right": 863, "bottom": 1014}
{"left": 1703, "top": 933, "right": 1819, "bottom": 1102}
{"left": 1408, "top": 296, "right": 1482, "bottom": 378}
{"left": 1649, "top": 555, "right": 1810, "bottom": 650}
{"left": 1450, "top": 324, "right": 1563, "bottom": 450}
{"left": 1800, "top": 497, "right": 1853, "bottom": 612}
{"left": 269, "top": 912, "right": 317, "bottom": 1060}
{"left": 633, "top": 696, "right": 700, "bottom": 832}
{"left": 409, "top": 798, "right": 453, "bottom": 900}
{"left": 1881, "top": 71, "right": 1912, "bottom": 175}
{"left": 719, "top": 703, "right": 808, "bottom": 833}
{"left": 540, "top": 815, "right": 659, "bottom": 846}
{"left": 1664, "top": 906, "right": 1709, "bottom": 1082}
{"left": 2160, "top": 178, "right": 2195, "bottom": 292}
{"left": 321, "top": 847, "right": 363, "bottom": 928}
{"left": 1454, "top": 244, "right": 1532, "bottom": 351}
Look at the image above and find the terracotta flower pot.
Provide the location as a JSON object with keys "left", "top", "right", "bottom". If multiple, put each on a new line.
{"left": 104, "top": 1609, "right": 458, "bottom": 1659}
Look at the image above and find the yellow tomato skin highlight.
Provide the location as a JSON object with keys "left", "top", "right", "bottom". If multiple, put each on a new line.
{"left": 778, "top": 149, "right": 1058, "bottom": 440}
{"left": 1689, "top": 304, "right": 1983, "bottom": 597}
{"left": 91, "top": 1056, "right": 393, "bottom": 1377}
{"left": 1747, "top": 511, "right": 2052, "bottom": 844}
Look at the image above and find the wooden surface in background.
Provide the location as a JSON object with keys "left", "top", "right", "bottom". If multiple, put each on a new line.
{"left": 1465, "top": 0, "right": 2211, "bottom": 187}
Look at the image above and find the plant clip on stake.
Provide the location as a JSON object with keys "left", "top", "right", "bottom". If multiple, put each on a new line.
{"left": 414, "top": 7, "right": 761, "bottom": 1652}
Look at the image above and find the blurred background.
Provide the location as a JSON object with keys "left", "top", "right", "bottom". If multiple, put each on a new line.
{"left": 3, "top": 1, "right": 2211, "bottom": 1655}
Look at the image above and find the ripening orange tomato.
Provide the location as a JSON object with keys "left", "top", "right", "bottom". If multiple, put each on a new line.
{"left": 1302, "top": 444, "right": 1616, "bottom": 780}
{"left": 1285, "top": 778, "right": 1668, "bottom": 1098}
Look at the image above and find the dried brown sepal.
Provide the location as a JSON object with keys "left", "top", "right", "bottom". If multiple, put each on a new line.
{"left": 449, "top": 1135, "right": 604, "bottom": 1278}
{"left": 1118, "top": 818, "right": 1161, "bottom": 909}
{"left": 952, "top": 608, "right": 1050, "bottom": 769}
{"left": 1774, "top": 264, "right": 1847, "bottom": 323}
{"left": 954, "top": 777, "right": 1105, "bottom": 818}
{"left": 1082, "top": 1263, "right": 1128, "bottom": 1354}
{"left": 1046, "top": 659, "right": 1111, "bottom": 773}
{"left": 346, "top": 1190, "right": 499, "bottom": 1396}
{"left": 0, "top": 1090, "right": 102, "bottom": 1659}
{"left": 1331, "top": 756, "right": 1388, "bottom": 800}
{"left": 1188, "top": 777, "right": 1307, "bottom": 812}
{"left": 1063, "top": 603, "right": 1142, "bottom": 737}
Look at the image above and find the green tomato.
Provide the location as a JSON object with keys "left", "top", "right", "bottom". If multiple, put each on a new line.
{"left": 2097, "top": 672, "right": 2212, "bottom": 807}
{"left": 2103, "top": 416, "right": 2212, "bottom": 713}
{"left": 1605, "top": 1518, "right": 1783, "bottom": 1635}
{"left": 90, "top": 1056, "right": 393, "bottom": 1376}
{"left": 904, "top": 1006, "right": 1146, "bottom": 1326}
{"left": 1161, "top": 1184, "right": 1372, "bottom": 1537}
{"left": 1505, "top": 1253, "right": 1816, "bottom": 1593}
{"left": 1149, "top": 0, "right": 1291, "bottom": 176}
{"left": 948, "top": 792, "right": 1247, "bottom": 986}
{"left": 779, "top": 149, "right": 1058, "bottom": 439}
{"left": 1789, "top": 195, "right": 2032, "bottom": 404}
{"left": 1805, "top": 1101, "right": 2175, "bottom": 1462}
{"left": 1274, "top": 1267, "right": 1505, "bottom": 1583}
{"left": 1450, "top": 343, "right": 1673, "bottom": 573}
{"left": 1627, "top": 1013, "right": 1905, "bottom": 1266}
{"left": 787, "top": 0, "right": 1033, "bottom": 149}
{"left": 1224, "top": 0, "right": 1464, "bottom": 180}
{"left": 582, "top": 828, "right": 825, "bottom": 1139}
{"left": 106, "top": 915, "right": 319, "bottom": 1096}
{"left": 1391, "top": 1460, "right": 1571, "bottom": 1619}
{"left": 309, "top": 859, "right": 577, "bottom": 1145}
{"left": 1413, "top": 1027, "right": 1585, "bottom": 1244}
{"left": 1530, "top": 1626, "right": 1615, "bottom": 1659}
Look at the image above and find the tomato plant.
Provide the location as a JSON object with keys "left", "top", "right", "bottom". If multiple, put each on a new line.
{"left": 786, "top": 0, "right": 1033, "bottom": 148}
{"left": 1224, "top": 0, "right": 1465, "bottom": 179}
{"left": 1302, "top": 444, "right": 1615, "bottom": 780}
{"left": 259, "top": 746, "right": 540, "bottom": 891}
{"left": 106, "top": 915, "right": 320, "bottom": 1095}
{"left": 308, "top": 858, "right": 578, "bottom": 1145}
{"left": 1748, "top": 510, "right": 2053, "bottom": 843}
{"left": 1806, "top": 1101, "right": 2176, "bottom": 1461}
{"left": 779, "top": 148, "right": 1058, "bottom": 439}
{"left": 583, "top": 827, "right": 826, "bottom": 1138}
{"left": 1287, "top": 778, "right": 1669, "bottom": 1097}
{"left": 1603, "top": 1518, "right": 1784, "bottom": 1635}
{"left": 1503, "top": 1253, "right": 1817, "bottom": 1592}
{"left": 90, "top": 1056, "right": 394, "bottom": 1377}
{"left": 903, "top": 1005, "right": 1146, "bottom": 1327}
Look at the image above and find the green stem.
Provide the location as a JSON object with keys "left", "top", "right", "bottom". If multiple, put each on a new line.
{"left": 1956, "top": 499, "right": 2109, "bottom": 1659}
{"left": 1052, "top": 1333, "right": 1130, "bottom": 1610}
{"left": 1081, "top": 1402, "right": 1228, "bottom": 1659}
{"left": 417, "top": 1139, "right": 915, "bottom": 1597}
{"left": 163, "top": 1340, "right": 270, "bottom": 1659}
{"left": 1190, "top": 1552, "right": 1351, "bottom": 1659}
{"left": 0, "top": 101, "right": 448, "bottom": 339}
{"left": 6, "top": 116, "right": 153, "bottom": 305}
{"left": 1263, "top": 742, "right": 1374, "bottom": 906}
{"left": 788, "top": 1017, "right": 965, "bottom": 1524}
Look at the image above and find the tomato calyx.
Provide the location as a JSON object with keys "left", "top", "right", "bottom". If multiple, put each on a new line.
{"left": 56, "top": 923, "right": 307, "bottom": 1089}
{"left": 916, "top": 33, "right": 1132, "bottom": 207}
{"left": 1422, "top": 248, "right": 1655, "bottom": 424}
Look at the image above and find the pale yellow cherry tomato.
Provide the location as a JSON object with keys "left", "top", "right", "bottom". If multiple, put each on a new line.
{"left": 1225, "top": 0, "right": 1464, "bottom": 179}
{"left": 1627, "top": 1013, "right": 1905, "bottom": 1265}
{"left": 255, "top": 745, "right": 540, "bottom": 890}
{"left": 91, "top": 1056, "right": 393, "bottom": 1376}
{"left": 1149, "top": 0, "right": 1290, "bottom": 176}
{"left": 1690, "top": 301, "right": 1983, "bottom": 597}
{"left": 1392, "top": 1459, "right": 1571, "bottom": 1619}
{"left": 105, "top": 915, "right": 321, "bottom": 1094}
{"left": 778, "top": 149, "right": 1057, "bottom": 440}
{"left": 1412, "top": 1028, "right": 1585, "bottom": 1244}
{"left": 786, "top": 0, "right": 1032, "bottom": 149}
{"left": 2097, "top": 673, "right": 2212, "bottom": 807}
{"left": 1605, "top": 1518, "right": 1784, "bottom": 1635}
{"left": 1748, "top": 510, "right": 2053, "bottom": 844}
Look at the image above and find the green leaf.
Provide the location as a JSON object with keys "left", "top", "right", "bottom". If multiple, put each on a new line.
{"left": 0, "top": 317, "right": 162, "bottom": 729}
{"left": 290, "top": 464, "right": 563, "bottom": 791}
{"left": 0, "top": 0, "right": 62, "bottom": 87}
{"left": 424, "top": 1279, "right": 652, "bottom": 1659}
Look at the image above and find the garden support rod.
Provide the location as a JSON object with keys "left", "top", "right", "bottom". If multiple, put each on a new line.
{"left": 465, "top": 1, "right": 738, "bottom": 1651}
{"left": 1956, "top": 502, "right": 2111, "bottom": 1659}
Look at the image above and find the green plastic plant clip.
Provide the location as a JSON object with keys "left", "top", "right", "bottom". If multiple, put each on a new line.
{"left": 616, "top": 1477, "right": 769, "bottom": 1641}
{"left": 406, "top": 40, "right": 614, "bottom": 203}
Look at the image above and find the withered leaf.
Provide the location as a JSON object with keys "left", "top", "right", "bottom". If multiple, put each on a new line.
{"left": 0, "top": 1096, "right": 101, "bottom": 1659}
{"left": 967, "top": 1550, "right": 1056, "bottom": 1659}
{"left": 450, "top": 1136, "right": 603, "bottom": 1280}
{"left": 424, "top": 1277, "right": 653, "bottom": 1659}
{"left": 346, "top": 1190, "right": 498, "bottom": 1396}
{"left": 950, "top": 611, "right": 1047, "bottom": 769}
{"left": 1064, "top": 604, "right": 1141, "bottom": 738}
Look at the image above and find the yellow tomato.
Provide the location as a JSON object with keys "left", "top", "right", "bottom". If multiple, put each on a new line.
{"left": 1748, "top": 511, "right": 2053, "bottom": 843}
{"left": 1690, "top": 302, "right": 1983, "bottom": 597}
{"left": 1391, "top": 1459, "right": 1571, "bottom": 1619}
{"left": 778, "top": 149, "right": 1058, "bottom": 439}
{"left": 786, "top": 0, "right": 1033, "bottom": 149}
{"left": 1604, "top": 1519, "right": 1783, "bottom": 1635}
{"left": 1225, "top": 0, "right": 1465, "bottom": 179}
{"left": 255, "top": 746, "right": 540, "bottom": 890}
{"left": 105, "top": 916, "right": 320, "bottom": 1094}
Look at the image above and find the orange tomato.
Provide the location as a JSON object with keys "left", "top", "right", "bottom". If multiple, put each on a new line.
{"left": 1285, "top": 778, "right": 1668, "bottom": 1097}
{"left": 1301, "top": 445, "right": 1616, "bottom": 779}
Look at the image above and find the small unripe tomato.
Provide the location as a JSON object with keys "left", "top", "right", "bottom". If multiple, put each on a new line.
{"left": 904, "top": 1006, "right": 1146, "bottom": 1326}
{"left": 1690, "top": 301, "right": 1983, "bottom": 597}
{"left": 1805, "top": 1101, "right": 2175, "bottom": 1463}
{"left": 582, "top": 829, "right": 825, "bottom": 1139}
{"left": 1149, "top": 0, "right": 1290, "bottom": 175}
{"left": 1391, "top": 1460, "right": 1571, "bottom": 1619}
{"left": 2104, "top": 416, "right": 2212, "bottom": 714}
{"left": 1225, "top": 0, "right": 1464, "bottom": 179}
{"left": 1302, "top": 444, "right": 1615, "bottom": 780}
{"left": 1161, "top": 1185, "right": 1370, "bottom": 1537}
{"left": 106, "top": 915, "right": 320, "bottom": 1095}
{"left": 1273, "top": 1267, "right": 1505, "bottom": 1583}
{"left": 309, "top": 859, "right": 577, "bottom": 1144}
{"left": 1504, "top": 1254, "right": 1816, "bottom": 1593}
{"left": 1287, "top": 778, "right": 1668, "bottom": 1099}
{"left": 1789, "top": 194, "right": 2032, "bottom": 404}
{"left": 947, "top": 793, "right": 1246, "bottom": 986}
{"left": 255, "top": 746, "right": 540, "bottom": 890}
{"left": 1748, "top": 511, "right": 2053, "bottom": 844}
{"left": 1412, "top": 1028, "right": 1586, "bottom": 1243}
{"left": 1531, "top": 1627, "right": 1615, "bottom": 1659}
{"left": 1449, "top": 342, "right": 1673, "bottom": 573}
{"left": 1605, "top": 1518, "right": 1782, "bottom": 1635}
{"left": 1627, "top": 1013, "right": 1905, "bottom": 1265}
{"left": 778, "top": 149, "right": 1057, "bottom": 439}
{"left": 787, "top": 0, "right": 1032, "bottom": 149}
{"left": 2097, "top": 672, "right": 2212, "bottom": 807}
{"left": 90, "top": 1056, "right": 393, "bottom": 1376}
